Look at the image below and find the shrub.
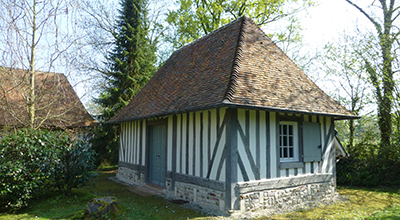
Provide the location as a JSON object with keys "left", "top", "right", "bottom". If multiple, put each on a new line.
{"left": 0, "top": 129, "right": 96, "bottom": 209}
{"left": 337, "top": 142, "right": 400, "bottom": 187}
{"left": 0, "top": 129, "right": 65, "bottom": 208}
{"left": 52, "top": 138, "right": 97, "bottom": 197}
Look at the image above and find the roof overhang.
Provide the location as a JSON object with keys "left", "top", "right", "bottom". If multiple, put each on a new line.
{"left": 107, "top": 102, "right": 360, "bottom": 124}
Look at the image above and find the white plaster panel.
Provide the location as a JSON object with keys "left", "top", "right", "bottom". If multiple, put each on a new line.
{"left": 188, "top": 112, "right": 194, "bottom": 176}
{"left": 195, "top": 111, "right": 201, "bottom": 176}
{"left": 237, "top": 109, "right": 255, "bottom": 181}
{"left": 141, "top": 120, "right": 146, "bottom": 166}
{"left": 182, "top": 113, "right": 187, "bottom": 174}
{"left": 176, "top": 114, "right": 181, "bottom": 172}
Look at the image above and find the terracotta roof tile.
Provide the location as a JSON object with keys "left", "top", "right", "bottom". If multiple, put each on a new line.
{"left": 0, "top": 67, "right": 96, "bottom": 128}
{"left": 108, "top": 17, "right": 356, "bottom": 123}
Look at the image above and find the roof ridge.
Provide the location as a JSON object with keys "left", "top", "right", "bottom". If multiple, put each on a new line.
{"left": 171, "top": 17, "right": 243, "bottom": 56}
{"left": 0, "top": 65, "right": 65, "bottom": 76}
{"left": 223, "top": 16, "right": 247, "bottom": 103}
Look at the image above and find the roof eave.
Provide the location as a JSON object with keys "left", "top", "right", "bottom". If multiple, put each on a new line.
{"left": 221, "top": 103, "right": 361, "bottom": 120}
{"left": 107, "top": 102, "right": 360, "bottom": 124}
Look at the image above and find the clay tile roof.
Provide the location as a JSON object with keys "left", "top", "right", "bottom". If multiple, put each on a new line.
{"left": 0, "top": 67, "right": 96, "bottom": 129}
{"left": 108, "top": 16, "right": 357, "bottom": 124}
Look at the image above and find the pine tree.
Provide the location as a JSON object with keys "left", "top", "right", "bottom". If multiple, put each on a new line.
{"left": 93, "top": 0, "right": 156, "bottom": 165}
{"left": 97, "top": 0, "right": 156, "bottom": 121}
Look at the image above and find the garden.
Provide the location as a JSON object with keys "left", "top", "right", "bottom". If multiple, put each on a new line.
{"left": 2, "top": 128, "right": 400, "bottom": 219}
{"left": 1, "top": 169, "right": 400, "bottom": 219}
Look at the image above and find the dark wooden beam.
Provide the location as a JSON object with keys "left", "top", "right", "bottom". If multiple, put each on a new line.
{"left": 225, "top": 108, "right": 238, "bottom": 210}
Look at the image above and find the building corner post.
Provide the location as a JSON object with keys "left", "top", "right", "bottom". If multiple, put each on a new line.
{"left": 225, "top": 108, "right": 238, "bottom": 211}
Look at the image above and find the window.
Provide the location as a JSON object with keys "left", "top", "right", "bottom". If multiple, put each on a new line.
{"left": 279, "top": 121, "right": 299, "bottom": 162}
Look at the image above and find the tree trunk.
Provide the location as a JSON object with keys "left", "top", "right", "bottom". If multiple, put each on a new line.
{"left": 378, "top": 1, "right": 395, "bottom": 159}
{"left": 28, "top": 0, "right": 38, "bottom": 129}
{"left": 348, "top": 119, "right": 355, "bottom": 150}
{"left": 346, "top": 0, "right": 396, "bottom": 154}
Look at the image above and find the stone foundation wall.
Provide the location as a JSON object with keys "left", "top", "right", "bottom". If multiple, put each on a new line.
{"left": 165, "top": 179, "right": 225, "bottom": 211}
{"left": 116, "top": 166, "right": 335, "bottom": 215}
{"left": 116, "top": 166, "right": 145, "bottom": 185}
{"left": 237, "top": 174, "right": 335, "bottom": 213}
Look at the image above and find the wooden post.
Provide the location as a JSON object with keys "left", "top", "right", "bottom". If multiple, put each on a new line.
{"left": 225, "top": 108, "right": 238, "bottom": 210}
{"left": 172, "top": 115, "right": 177, "bottom": 190}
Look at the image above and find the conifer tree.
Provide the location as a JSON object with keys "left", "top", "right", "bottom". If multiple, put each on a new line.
{"left": 93, "top": 0, "right": 156, "bottom": 165}
{"left": 97, "top": 0, "right": 156, "bottom": 120}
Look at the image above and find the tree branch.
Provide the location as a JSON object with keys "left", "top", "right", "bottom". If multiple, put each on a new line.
{"left": 345, "top": 0, "right": 383, "bottom": 35}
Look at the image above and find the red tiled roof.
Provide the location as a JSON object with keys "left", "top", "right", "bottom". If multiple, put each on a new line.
{"left": 108, "top": 17, "right": 356, "bottom": 123}
{"left": 0, "top": 67, "right": 96, "bottom": 128}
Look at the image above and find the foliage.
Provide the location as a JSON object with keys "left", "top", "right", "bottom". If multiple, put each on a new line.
{"left": 93, "top": 0, "right": 157, "bottom": 164}
{"left": 165, "top": 0, "right": 315, "bottom": 50}
{"left": 336, "top": 117, "right": 400, "bottom": 186}
{"left": 0, "top": 129, "right": 96, "bottom": 209}
{"left": 345, "top": 0, "right": 400, "bottom": 155}
{"left": 325, "top": 1, "right": 400, "bottom": 187}
{"left": 95, "top": 0, "right": 157, "bottom": 120}
{"left": 322, "top": 34, "right": 372, "bottom": 149}
{"left": 51, "top": 138, "right": 97, "bottom": 197}
{"left": 91, "top": 124, "right": 120, "bottom": 166}
{"left": 0, "top": 129, "right": 65, "bottom": 208}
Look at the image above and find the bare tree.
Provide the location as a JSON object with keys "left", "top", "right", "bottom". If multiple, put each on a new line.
{"left": 322, "top": 34, "right": 372, "bottom": 150}
{"left": 0, "top": 0, "right": 94, "bottom": 130}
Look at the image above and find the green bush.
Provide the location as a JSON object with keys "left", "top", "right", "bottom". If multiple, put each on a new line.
{"left": 0, "top": 129, "right": 65, "bottom": 208}
{"left": 91, "top": 124, "right": 119, "bottom": 166}
{"left": 337, "top": 142, "right": 400, "bottom": 187}
{"left": 52, "top": 138, "right": 97, "bottom": 197}
{"left": 0, "top": 129, "right": 96, "bottom": 209}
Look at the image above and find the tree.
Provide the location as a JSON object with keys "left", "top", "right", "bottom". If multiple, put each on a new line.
{"left": 95, "top": 0, "right": 156, "bottom": 119}
{"left": 345, "top": 0, "right": 400, "bottom": 156}
{"left": 322, "top": 35, "right": 372, "bottom": 150}
{"left": 0, "top": 0, "right": 87, "bottom": 130}
{"left": 165, "top": 0, "right": 315, "bottom": 50}
{"left": 92, "top": 0, "right": 157, "bottom": 164}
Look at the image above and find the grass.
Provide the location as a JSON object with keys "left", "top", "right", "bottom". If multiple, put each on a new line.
{"left": 0, "top": 171, "right": 204, "bottom": 220}
{"left": 268, "top": 187, "right": 400, "bottom": 219}
{"left": 1, "top": 171, "right": 400, "bottom": 219}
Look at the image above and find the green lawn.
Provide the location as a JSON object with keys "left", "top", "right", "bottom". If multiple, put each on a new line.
{"left": 269, "top": 187, "right": 400, "bottom": 219}
{"left": 1, "top": 171, "right": 400, "bottom": 219}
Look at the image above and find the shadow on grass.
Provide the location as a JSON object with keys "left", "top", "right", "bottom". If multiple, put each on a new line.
{"left": 0, "top": 171, "right": 209, "bottom": 220}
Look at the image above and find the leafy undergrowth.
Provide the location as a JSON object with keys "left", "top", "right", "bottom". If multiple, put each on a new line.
{"left": 1, "top": 172, "right": 400, "bottom": 219}
{"left": 268, "top": 187, "right": 400, "bottom": 219}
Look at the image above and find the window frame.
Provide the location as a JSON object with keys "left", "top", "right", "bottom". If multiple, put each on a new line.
{"left": 279, "top": 121, "right": 299, "bottom": 162}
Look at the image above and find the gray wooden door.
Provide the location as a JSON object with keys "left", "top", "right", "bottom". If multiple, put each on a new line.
{"left": 148, "top": 124, "right": 166, "bottom": 187}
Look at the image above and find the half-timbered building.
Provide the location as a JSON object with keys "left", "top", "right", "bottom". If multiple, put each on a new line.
{"left": 108, "top": 16, "right": 358, "bottom": 213}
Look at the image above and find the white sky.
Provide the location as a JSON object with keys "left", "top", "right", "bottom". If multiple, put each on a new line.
{"left": 301, "top": 1, "right": 374, "bottom": 49}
